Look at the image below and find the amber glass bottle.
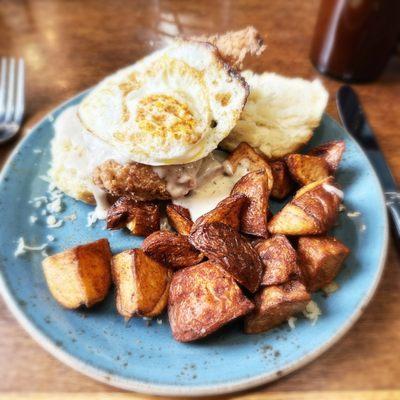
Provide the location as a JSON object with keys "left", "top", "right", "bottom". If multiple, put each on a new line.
{"left": 310, "top": 0, "right": 400, "bottom": 82}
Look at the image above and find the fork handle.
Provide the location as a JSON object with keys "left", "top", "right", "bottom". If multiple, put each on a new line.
{"left": 386, "top": 192, "right": 400, "bottom": 247}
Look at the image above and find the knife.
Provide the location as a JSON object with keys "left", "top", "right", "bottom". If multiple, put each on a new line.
{"left": 337, "top": 85, "right": 400, "bottom": 245}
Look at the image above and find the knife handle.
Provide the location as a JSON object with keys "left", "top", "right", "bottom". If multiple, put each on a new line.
{"left": 385, "top": 192, "right": 400, "bottom": 247}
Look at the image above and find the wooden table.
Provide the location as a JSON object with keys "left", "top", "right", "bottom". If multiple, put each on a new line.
{"left": 1, "top": 1, "right": 400, "bottom": 399}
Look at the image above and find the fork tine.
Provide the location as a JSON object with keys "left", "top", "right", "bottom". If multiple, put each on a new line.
{"left": 0, "top": 58, "right": 7, "bottom": 122}
{"left": 14, "top": 59, "right": 24, "bottom": 124}
{"left": 4, "top": 58, "right": 15, "bottom": 123}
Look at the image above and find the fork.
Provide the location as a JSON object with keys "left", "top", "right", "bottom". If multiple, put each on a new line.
{"left": 0, "top": 58, "right": 25, "bottom": 144}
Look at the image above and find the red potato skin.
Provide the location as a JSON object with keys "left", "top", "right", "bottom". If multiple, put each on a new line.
{"left": 231, "top": 169, "right": 271, "bottom": 238}
{"left": 270, "top": 161, "right": 293, "bottom": 199}
{"left": 225, "top": 142, "right": 273, "bottom": 175}
{"left": 111, "top": 248, "right": 172, "bottom": 318}
{"left": 268, "top": 177, "right": 343, "bottom": 236}
{"left": 191, "top": 194, "right": 248, "bottom": 233}
{"left": 106, "top": 197, "right": 160, "bottom": 236}
{"left": 189, "top": 222, "right": 264, "bottom": 293}
{"left": 308, "top": 140, "right": 345, "bottom": 173}
{"left": 285, "top": 154, "right": 330, "bottom": 186}
{"left": 168, "top": 204, "right": 191, "bottom": 220}
{"left": 168, "top": 261, "right": 254, "bottom": 342}
{"left": 244, "top": 280, "right": 311, "bottom": 334}
{"left": 166, "top": 204, "right": 193, "bottom": 236}
{"left": 292, "top": 178, "right": 342, "bottom": 232}
{"left": 297, "top": 236, "right": 350, "bottom": 292}
{"left": 142, "top": 230, "right": 203, "bottom": 270}
{"left": 255, "top": 235, "right": 302, "bottom": 286}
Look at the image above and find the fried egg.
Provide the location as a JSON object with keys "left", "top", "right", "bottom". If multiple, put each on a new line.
{"left": 78, "top": 40, "right": 248, "bottom": 166}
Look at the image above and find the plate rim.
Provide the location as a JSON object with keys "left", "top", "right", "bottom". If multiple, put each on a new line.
{"left": 0, "top": 91, "right": 389, "bottom": 396}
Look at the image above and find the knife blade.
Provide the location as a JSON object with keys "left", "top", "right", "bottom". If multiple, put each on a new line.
{"left": 337, "top": 85, "right": 400, "bottom": 245}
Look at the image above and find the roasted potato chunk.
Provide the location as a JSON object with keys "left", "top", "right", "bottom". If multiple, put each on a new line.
{"left": 231, "top": 169, "right": 272, "bottom": 238}
{"left": 285, "top": 154, "right": 330, "bottom": 186}
{"left": 166, "top": 204, "right": 193, "bottom": 235}
{"left": 224, "top": 142, "right": 272, "bottom": 175}
{"left": 142, "top": 230, "right": 203, "bottom": 270}
{"left": 255, "top": 235, "right": 302, "bottom": 286}
{"left": 308, "top": 140, "right": 345, "bottom": 173}
{"left": 168, "top": 261, "right": 254, "bottom": 342}
{"left": 270, "top": 160, "right": 293, "bottom": 199}
{"left": 106, "top": 197, "right": 160, "bottom": 237}
{"left": 189, "top": 222, "right": 264, "bottom": 292}
{"left": 112, "top": 249, "right": 172, "bottom": 318}
{"left": 268, "top": 177, "right": 342, "bottom": 235}
{"left": 191, "top": 194, "right": 248, "bottom": 232}
{"left": 298, "top": 236, "right": 350, "bottom": 292}
{"left": 126, "top": 204, "right": 160, "bottom": 237}
{"left": 42, "top": 239, "right": 112, "bottom": 309}
{"left": 244, "top": 281, "right": 310, "bottom": 334}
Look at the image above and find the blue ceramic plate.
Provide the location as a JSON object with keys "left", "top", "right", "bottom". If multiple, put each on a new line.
{"left": 0, "top": 92, "right": 388, "bottom": 396}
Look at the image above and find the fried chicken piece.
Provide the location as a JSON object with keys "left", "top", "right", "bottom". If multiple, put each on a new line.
{"left": 193, "top": 26, "right": 266, "bottom": 69}
{"left": 93, "top": 160, "right": 171, "bottom": 201}
{"left": 92, "top": 28, "right": 265, "bottom": 200}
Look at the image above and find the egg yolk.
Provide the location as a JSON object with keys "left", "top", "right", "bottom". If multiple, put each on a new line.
{"left": 136, "top": 94, "right": 200, "bottom": 144}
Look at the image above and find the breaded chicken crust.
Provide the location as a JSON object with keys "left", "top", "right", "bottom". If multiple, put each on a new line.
{"left": 93, "top": 160, "right": 171, "bottom": 200}
{"left": 194, "top": 26, "right": 266, "bottom": 69}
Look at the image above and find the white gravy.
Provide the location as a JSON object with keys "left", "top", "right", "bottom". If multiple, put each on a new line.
{"left": 173, "top": 161, "right": 250, "bottom": 221}
{"left": 153, "top": 152, "right": 224, "bottom": 198}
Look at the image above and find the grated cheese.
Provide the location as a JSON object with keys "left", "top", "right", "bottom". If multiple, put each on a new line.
{"left": 86, "top": 211, "right": 99, "bottom": 227}
{"left": 29, "top": 196, "right": 47, "bottom": 206}
{"left": 27, "top": 179, "right": 66, "bottom": 230}
{"left": 303, "top": 300, "right": 322, "bottom": 325}
{"left": 287, "top": 316, "right": 297, "bottom": 330}
{"left": 47, "top": 197, "right": 63, "bottom": 213}
{"left": 64, "top": 213, "right": 77, "bottom": 222}
{"left": 14, "top": 237, "right": 47, "bottom": 257}
{"left": 46, "top": 215, "right": 63, "bottom": 228}
{"left": 322, "top": 281, "right": 339, "bottom": 295}
{"left": 347, "top": 210, "right": 361, "bottom": 218}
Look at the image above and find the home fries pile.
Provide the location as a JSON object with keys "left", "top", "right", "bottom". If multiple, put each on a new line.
{"left": 41, "top": 27, "right": 350, "bottom": 342}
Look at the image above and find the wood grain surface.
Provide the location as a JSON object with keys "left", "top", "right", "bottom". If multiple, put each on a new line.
{"left": 0, "top": 0, "right": 400, "bottom": 397}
